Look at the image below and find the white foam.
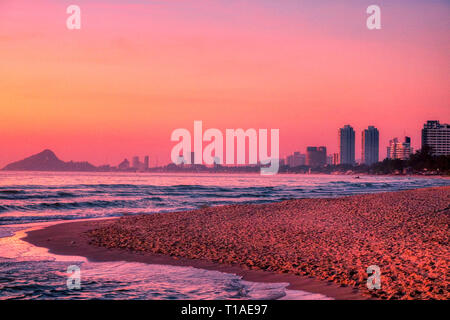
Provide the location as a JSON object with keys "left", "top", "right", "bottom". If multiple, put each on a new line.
{"left": 0, "top": 222, "right": 333, "bottom": 300}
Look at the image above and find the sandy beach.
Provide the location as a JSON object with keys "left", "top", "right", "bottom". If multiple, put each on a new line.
{"left": 24, "top": 186, "right": 449, "bottom": 300}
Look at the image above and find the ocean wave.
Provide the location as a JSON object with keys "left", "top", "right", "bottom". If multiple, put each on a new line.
{"left": 0, "top": 174, "right": 449, "bottom": 224}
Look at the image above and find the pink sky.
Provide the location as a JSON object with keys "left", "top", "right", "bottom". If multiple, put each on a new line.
{"left": 0, "top": 0, "right": 449, "bottom": 167}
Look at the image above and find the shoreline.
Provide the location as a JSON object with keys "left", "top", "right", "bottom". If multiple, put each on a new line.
{"left": 23, "top": 186, "right": 450, "bottom": 300}
{"left": 2, "top": 170, "right": 449, "bottom": 179}
{"left": 23, "top": 219, "right": 364, "bottom": 300}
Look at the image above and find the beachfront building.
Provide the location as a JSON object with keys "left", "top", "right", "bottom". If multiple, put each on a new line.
{"left": 339, "top": 125, "right": 355, "bottom": 165}
{"left": 387, "top": 137, "right": 413, "bottom": 160}
{"left": 361, "top": 126, "right": 379, "bottom": 165}
{"left": 306, "top": 146, "right": 327, "bottom": 167}
{"left": 143, "top": 156, "right": 149, "bottom": 170}
{"left": 421, "top": 120, "right": 450, "bottom": 156}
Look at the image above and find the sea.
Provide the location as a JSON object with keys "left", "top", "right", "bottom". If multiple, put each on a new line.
{"left": 0, "top": 171, "right": 448, "bottom": 300}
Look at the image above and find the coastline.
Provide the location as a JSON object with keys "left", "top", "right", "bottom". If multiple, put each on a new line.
{"left": 23, "top": 219, "right": 364, "bottom": 300}
{"left": 2, "top": 169, "right": 449, "bottom": 178}
{"left": 23, "top": 186, "right": 450, "bottom": 300}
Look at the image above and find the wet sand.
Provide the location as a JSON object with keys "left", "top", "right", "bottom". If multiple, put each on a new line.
{"left": 25, "top": 187, "right": 450, "bottom": 300}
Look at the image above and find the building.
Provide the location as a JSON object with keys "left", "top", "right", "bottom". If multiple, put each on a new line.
{"left": 143, "top": 156, "right": 149, "bottom": 170}
{"left": 339, "top": 125, "right": 355, "bottom": 165}
{"left": 362, "top": 126, "right": 379, "bottom": 165}
{"left": 326, "top": 155, "right": 333, "bottom": 165}
{"left": 118, "top": 158, "right": 130, "bottom": 170}
{"left": 132, "top": 156, "right": 140, "bottom": 169}
{"left": 306, "top": 146, "right": 327, "bottom": 167}
{"left": 286, "top": 152, "right": 306, "bottom": 167}
{"left": 190, "top": 152, "right": 195, "bottom": 165}
{"left": 387, "top": 137, "right": 413, "bottom": 160}
{"left": 332, "top": 153, "right": 340, "bottom": 165}
{"left": 421, "top": 120, "right": 450, "bottom": 156}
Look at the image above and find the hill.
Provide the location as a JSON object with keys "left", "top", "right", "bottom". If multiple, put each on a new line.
{"left": 2, "top": 149, "right": 97, "bottom": 171}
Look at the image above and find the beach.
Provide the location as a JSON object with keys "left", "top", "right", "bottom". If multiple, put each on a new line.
{"left": 24, "top": 186, "right": 450, "bottom": 300}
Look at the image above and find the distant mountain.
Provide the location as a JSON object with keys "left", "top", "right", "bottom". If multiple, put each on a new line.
{"left": 2, "top": 149, "right": 97, "bottom": 171}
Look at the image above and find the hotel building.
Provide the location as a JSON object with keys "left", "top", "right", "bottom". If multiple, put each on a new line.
{"left": 421, "top": 120, "right": 450, "bottom": 156}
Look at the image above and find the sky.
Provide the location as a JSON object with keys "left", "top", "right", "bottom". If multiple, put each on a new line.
{"left": 0, "top": 0, "right": 449, "bottom": 167}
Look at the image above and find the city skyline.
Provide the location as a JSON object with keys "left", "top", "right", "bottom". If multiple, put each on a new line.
{"left": 1, "top": 1, "right": 450, "bottom": 305}
{"left": 1, "top": 0, "right": 449, "bottom": 168}
{"left": 5, "top": 120, "right": 446, "bottom": 170}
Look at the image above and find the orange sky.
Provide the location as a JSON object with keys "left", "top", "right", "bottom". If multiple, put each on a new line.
{"left": 0, "top": 0, "right": 449, "bottom": 167}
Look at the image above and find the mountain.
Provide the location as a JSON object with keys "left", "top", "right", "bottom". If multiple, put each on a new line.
{"left": 2, "top": 149, "right": 97, "bottom": 171}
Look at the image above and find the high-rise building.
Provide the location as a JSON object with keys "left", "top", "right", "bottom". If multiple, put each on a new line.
{"left": 387, "top": 137, "right": 412, "bottom": 160}
{"left": 306, "top": 146, "right": 327, "bottom": 167}
{"left": 286, "top": 152, "right": 306, "bottom": 167}
{"left": 421, "top": 120, "right": 450, "bottom": 156}
{"left": 143, "top": 156, "right": 149, "bottom": 170}
{"left": 190, "top": 152, "right": 195, "bottom": 165}
{"left": 132, "top": 156, "right": 140, "bottom": 169}
{"left": 362, "top": 126, "right": 379, "bottom": 165}
{"left": 339, "top": 125, "right": 355, "bottom": 165}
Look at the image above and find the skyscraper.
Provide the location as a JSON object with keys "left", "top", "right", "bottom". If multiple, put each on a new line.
{"left": 421, "top": 120, "right": 450, "bottom": 156}
{"left": 143, "top": 156, "right": 149, "bottom": 170}
{"left": 339, "top": 125, "right": 355, "bottom": 165}
{"left": 361, "top": 126, "right": 379, "bottom": 165}
{"left": 387, "top": 137, "right": 412, "bottom": 160}
{"left": 306, "top": 146, "right": 327, "bottom": 167}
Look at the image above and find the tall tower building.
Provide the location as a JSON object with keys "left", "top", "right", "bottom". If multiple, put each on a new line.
{"left": 339, "top": 125, "right": 355, "bottom": 165}
{"left": 421, "top": 120, "right": 450, "bottom": 156}
{"left": 143, "top": 156, "right": 149, "bottom": 170}
{"left": 362, "top": 126, "right": 379, "bottom": 165}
